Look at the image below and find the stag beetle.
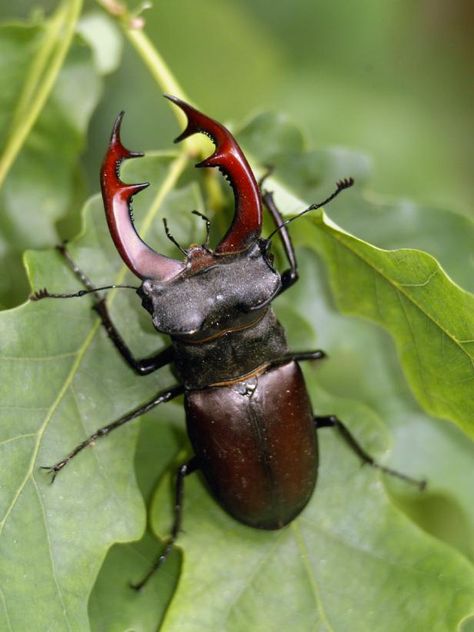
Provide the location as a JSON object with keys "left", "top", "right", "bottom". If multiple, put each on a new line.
{"left": 34, "top": 95, "right": 424, "bottom": 589}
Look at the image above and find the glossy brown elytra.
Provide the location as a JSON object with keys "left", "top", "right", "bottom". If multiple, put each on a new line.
{"left": 35, "top": 95, "right": 425, "bottom": 589}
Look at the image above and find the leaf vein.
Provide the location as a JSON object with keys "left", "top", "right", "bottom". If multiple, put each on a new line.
{"left": 0, "top": 324, "right": 98, "bottom": 534}
{"left": 299, "top": 516, "right": 457, "bottom": 580}
{"left": 396, "top": 290, "right": 433, "bottom": 407}
{"left": 69, "top": 382, "right": 132, "bottom": 520}
{"left": 0, "top": 587, "right": 13, "bottom": 632}
{"left": 32, "top": 477, "right": 72, "bottom": 631}
{"left": 0, "top": 433, "right": 36, "bottom": 448}
{"left": 398, "top": 267, "right": 438, "bottom": 288}
{"left": 291, "top": 521, "right": 335, "bottom": 632}
{"left": 0, "top": 352, "right": 76, "bottom": 362}
{"left": 222, "top": 533, "right": 286, "bottom": 625}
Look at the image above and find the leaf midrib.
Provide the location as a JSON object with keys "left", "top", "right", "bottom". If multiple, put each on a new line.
{"left": 291, "top": 521, "right": 335, "bottom": 632}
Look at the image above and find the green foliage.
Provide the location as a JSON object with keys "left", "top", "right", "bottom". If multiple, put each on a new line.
{"left": 151, "top": 412, "right": 474, "bottom": 632}
{"left": 0, "top": 3, "right": 473, "bottom": 631}
{"left": 0, "top": 7, "right": 120, "bottom": 306}
{"left": 0, "top": 155, "right": 200, "bottom": 630}
{"left": 240, "top": 112, "right": 474, "bottom": 435}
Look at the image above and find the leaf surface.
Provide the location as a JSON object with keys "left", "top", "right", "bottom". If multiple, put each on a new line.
{"left": 153, "top": 389, "right": 474, "bottom": 632}
{"left": 240, "top": 112, "right": 474, "bottom": 436}
{"left": 0, "top": 154, "right": 197, "bottom": 629}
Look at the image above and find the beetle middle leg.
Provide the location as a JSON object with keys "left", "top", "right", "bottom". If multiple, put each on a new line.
{"left": 41, "top": 385, "right": 184, "bottom": 482}
{"left": 315, "top": 415, "right": 426, "bottom": 490}
{"left": 131, "top": 456, "right": 199, "bottom": 591}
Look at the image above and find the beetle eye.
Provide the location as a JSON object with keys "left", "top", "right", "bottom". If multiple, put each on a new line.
{"left": 141, "top": 295, "right": 153, "bottom": 314}
{"left": 137, "top": 285, "right": 153, "bottom": 314}
{"left": 263, "top": 249, "right": 276, "bottom": 271}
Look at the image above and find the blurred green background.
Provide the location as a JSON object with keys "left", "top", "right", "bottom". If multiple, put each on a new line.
{"left": 1, "top": 0, "right": 472, "bottom": 218}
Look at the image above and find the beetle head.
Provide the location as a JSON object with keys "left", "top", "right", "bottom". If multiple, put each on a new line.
{"left": 101, "top": 97, "right": 280, "bottom": 339}
{"left": 137, "top": 241, "right": 280, "bottom": 338}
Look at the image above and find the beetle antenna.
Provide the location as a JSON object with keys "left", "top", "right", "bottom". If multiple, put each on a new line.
{"left": 266, "top": 177, "right": 354, "bottom": 242}
{"left": 163, "top": 218, "right": 188, "bottom": 257}
{"left": 191, "top": 210, "right": 211, "bottom": 248}
{"left": 30, "top": 285, "right": 139, "bottom": 301}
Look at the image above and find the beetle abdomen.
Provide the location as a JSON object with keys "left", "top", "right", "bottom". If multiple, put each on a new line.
{"left": 185, "top": 361, "right": 317, "bottom": 529}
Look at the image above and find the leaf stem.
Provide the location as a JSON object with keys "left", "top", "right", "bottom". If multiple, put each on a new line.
{"left": 10, "top": 5, "right": 66, "bottom": 130}
{"left": 124, "top": 28, "right": 189, "bottom": 112}
{"left": 0, "top": 0, "right": 84, "bottom": 191}
{"left": 97, "top": 0, "right": 208, "bottom": 157}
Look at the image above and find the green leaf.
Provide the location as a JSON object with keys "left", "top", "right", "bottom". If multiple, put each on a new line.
{"left": 77, "top": 12, "right": 122, "bottom": 76}
{"left": 240, "top": 112, "right": 474, "bottom": 436}
{"left": 308, "top": 212, "right": 473, "bottom": 437}
{"left": 0, "top": 10, "right": 120, "bottom": 306}
{"left": 89, "top": 407, "right": 185, "bottom": 631}
{"left": 151, "top": 391, "right": 474, "bottom": 632}
{"left": 239, "top": 111, "right": 474, "bottom": 293}
{"left": 283, "top": 250, "right": 474, "bottom": 563}
{"left": 0, "top": 153, "right": 195, "bottom": 629}
{"left": 88, "top": 533, "right": 181, "bottom": 632}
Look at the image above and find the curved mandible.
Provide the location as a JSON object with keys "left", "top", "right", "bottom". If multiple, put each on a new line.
{"left": 100, "top": 112, "right": 186, "bottom": 281}
{"left": 165, "top": 95, "right": 262, "bottom": 254}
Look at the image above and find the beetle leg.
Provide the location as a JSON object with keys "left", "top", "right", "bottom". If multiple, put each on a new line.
{"left": 57, "top": 245, "right": 174, "bottom": 375}
{"left": 266, "top": 350, "right": 327, "bottom": 372}
{"left": 93, "top": 300, "right": 174, "bottom": 375}
{"left": 315, "top": 415, "right": 427, "bottom": 491}
{"left": 282, "top": 350, "right": 326, "bottom": 363}
{"left": 261, "top": 190, "right": 299, "bottom": 293}
{"left": 131, "top": 456, "right": 199, "bottom": 591}
{"left": 55, "top": 243, "right": 97, "bottom": 293}
{"left": 41, "top": 385, "right": 184, "bottom": 483}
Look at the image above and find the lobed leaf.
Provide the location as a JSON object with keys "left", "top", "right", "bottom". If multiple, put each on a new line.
{"left": 0, "top": 154, "right": 199, "bottom": 629}
{"left": 285, "top": 250, "right": 474, "bottom": 566}
{"left": 152, "top": 389, "right": 474, "bottom": 632}
{"left": 240, "top": 111, "right": 474, "bottom": 436}
{"left": 305, "top": 213, "right": 474, "bottom": 437}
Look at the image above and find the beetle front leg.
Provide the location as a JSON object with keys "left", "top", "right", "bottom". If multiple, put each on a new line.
{"left": 315, "top": 415, "right": 426, "bottom": 490}
{"left": 57, "top": 244, "right": 174, "bottom": 375}
{"left": 131, "top": 456, "right": 199, "bottom": 591}
{"left": 262, "top": 190, "right": 299, "bottom": 294}
{"left": 92, "top": 299, "right": 174, "bottom": 375}
{"left": 41, "top": 385, "right": 184, "bottom": 482}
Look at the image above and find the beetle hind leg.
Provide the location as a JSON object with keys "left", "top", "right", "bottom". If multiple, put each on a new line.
{"left": 315, "top": 415, "right": 426, "bottom": 490}
{"left": 131, "top": 456, "right": 199, "bottom": 591}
